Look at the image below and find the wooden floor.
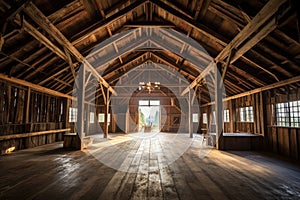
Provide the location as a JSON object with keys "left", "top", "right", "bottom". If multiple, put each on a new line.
{"left": 1, "top": 133, "right": 300, "bottom": 200}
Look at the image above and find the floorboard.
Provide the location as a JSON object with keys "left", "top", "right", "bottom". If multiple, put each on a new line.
{"left": 0, "top": 133, "right": 300, "bottom": 200}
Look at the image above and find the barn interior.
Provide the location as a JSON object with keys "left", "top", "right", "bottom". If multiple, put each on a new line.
{"left": 0, "top": 0, "right": 300, "bottom": 199}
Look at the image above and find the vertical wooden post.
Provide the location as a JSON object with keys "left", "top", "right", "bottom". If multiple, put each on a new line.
{"left": 64, "top": 98, "right": 69, "bottom": 129}
{"left": 6, "top": 84, "right": 11, "bottom": 123}
{"left": 259, "top": 92, "right": 265, "bottom": 136}
{"left": 78, "top": 64, "right": 86, "bottom": 149}
{"left": 104, "top": 90, "right": 110, "bottom": 138}
{"left": 215, "top": 63, "right": 223, "bottom": 149}
{"left": 229, "top": 99, "right": 236, "bottom": 132}
{"left": 255, "top": 93, "right": 260, "bottom": 134}
{"left": 85, "top": 104, "right": 90, "bottom": 135}
{"left": 0, "top": 84, "right": 3, "bottom": 124}
{"left": 111, "top": 113, "right": 116, "bottom": 133}
{"left": 188, "top": 89, "right": 193, "bottom": 138}
{"left": 25, "top": 87, "right": 31, "bottom": 123}
{"left": 253, "top": 94, "right": 257, "bottom": 134}
{"left": 125, "top": 108, "right": 129, "bottom": 134}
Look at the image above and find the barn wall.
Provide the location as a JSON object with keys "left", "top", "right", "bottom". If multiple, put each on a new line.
{"left": 108, "top": 96, "right": 194, "bottom": 134}
{"left": 0, "top": 81, "right": 68, "bottom": 155}
{"left": 264, "top": 88, "right": 300, "bottom": 160}
{"left": 199, "top": 86, "right": 299, "bottom": 160}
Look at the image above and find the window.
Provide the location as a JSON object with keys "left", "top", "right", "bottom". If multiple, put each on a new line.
{"left": 98, "top": 113, "right": 104, "bottom": 122}
{"left": 139, "top": 100, "right": 149, "bottom": 106}
{"left": 224, "top": 109, "right": 230, "bottom": 122}
{"left": 211, "top": 111, "right": 216, "bottom": 124}
{"left": 202, "top": 113, "right": 207, "bottom": 124}
{"left": 239, "top": 106, "right": 254, "bottom": 122}
{"left": 192, "top": 113, "right": 198, "bottom": 123}
{"left": 289, "top": 101, "right": 300, "bottom": 127}
{"left": 98, "top": 113, "right": 111, "bottom": 123}
{"left": 275, "top": 102, "right": 289, "bottom": 127}
{"left": 139, "top": 100, "right": 160, "bottom": 106}
{"left": 90, "top": 112, "right": 95, "bottom": 124}
{"left": 274, "top": 100, "right": 300, "bottom": 127}
{"left": 150, "top": 100, "right": 160, "bottom": 106}
{"left": 69, "top": 107, "right": 77, "bottom": 122}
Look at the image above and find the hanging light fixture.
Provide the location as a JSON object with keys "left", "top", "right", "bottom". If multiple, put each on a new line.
{"left": 138, "top": 81, "right": 160, "bottom": 93}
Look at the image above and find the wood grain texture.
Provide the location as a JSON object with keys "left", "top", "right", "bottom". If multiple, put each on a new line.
{"left": 1, "top": 133, "right": 300, "bottom": 199}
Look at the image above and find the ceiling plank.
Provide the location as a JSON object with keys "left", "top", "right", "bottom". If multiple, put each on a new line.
{"left": 70, "top": 0, "right": 146, "bottom": 45}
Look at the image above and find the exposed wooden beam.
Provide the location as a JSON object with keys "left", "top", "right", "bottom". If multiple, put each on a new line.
{"left": 193, "top": 0, "right": 204, "bottom": 20}
{"left": 220, "top": 49, "right": 233, "bottom": 86}
{"left": 124, "top": 22, "right": 175, "bottom": 28}
{"left": 24, "top": 2, "right": 117, "bottom": 96}
{"left": 38, "top": 65, "right": 71, "bottom": 85}
{"left": 103, "top": 52, "right": 148, "bottom": 79}
{"left": 14, "top": 17, "right": 67, "bottom": 61}
{"left": 202, "top": 75, "right": 300, "bottom": 106}
{"left": 71, "top": 0, "right": 146, "bottom": 44}
{"left": 150, "top": 52, "right": 196, "bottom": 79}
{"left": 181, "top": 62, "right": 214, "bottom": 96}
{"left": 215, "top": 0, "right": 287, "bottom": 62}
{"left": 93, "top": 37, "right": 149, "bottom": 71}
{"left": 230, "top": 18, "right": 277, "bottom": 64}
{"left": 0, "top": 0, "right": 30, "bottom": 34}
{"left": 180, "top": 0, "right": 286, "bottom": 94}
{"left": 0, "top": 128, "right": 71, "bottom": 141}
{"left": 0, "top": 73, "right": 72, "bottom": 99}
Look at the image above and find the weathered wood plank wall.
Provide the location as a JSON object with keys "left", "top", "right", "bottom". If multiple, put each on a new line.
{"left": 0, "top": 80, "right": 68, "bottom": 154}
{"left": 200, "top": 85, "right": 299, "bottom": 160}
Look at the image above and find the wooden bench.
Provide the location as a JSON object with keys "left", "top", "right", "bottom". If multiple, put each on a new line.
{"left": 63, "top": 133, "right": 93, "bottom": 149}
{"left": 209, "top": 132, "right": 263, "bottom": 150}
{"left": 63, "top": 133, "right": 81, "bottom": 149}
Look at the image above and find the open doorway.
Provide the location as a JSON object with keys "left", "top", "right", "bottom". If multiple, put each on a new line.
{"left": 139, "top": 100, "right": 160, "bottom": 132}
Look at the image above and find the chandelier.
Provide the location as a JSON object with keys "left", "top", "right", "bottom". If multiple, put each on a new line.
{"left": 138, "top": 82, "right": 160, "bottom": 93}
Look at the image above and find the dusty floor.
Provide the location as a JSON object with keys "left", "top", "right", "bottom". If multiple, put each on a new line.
{"left": 1, "top": 133, "right": 300, "bottom": 200}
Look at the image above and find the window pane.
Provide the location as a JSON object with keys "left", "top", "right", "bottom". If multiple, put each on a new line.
{"left": 98, "top": 113, "right": 110, "bottom": 123}
{"left": 203, "top": 113, "right": 207, "bottom": 124}
{"left": 90, "top": 112, "right": 95, "bottom": 124}
{"left": 98, "top": 113, "right": 105, "bottom": 122}
{"left": 211, "top": 111, "right": 216, "bottom": 124}
{"left": 192, "top": 113, "right": 198, "bottom": 123}
{"left": 139, "top": 100, "right": 149, "bottom": 106}
{"left": 69, "top": 107, "right": 77, "bottom": 122}
{"left": 150, "top": 100, "right": 160, "bottom": 106}
{"left": 224, "top": 109, "right": 229, "bottom": 122}
{"left": 239, "top": 106, "right": 253, "bottom": 122}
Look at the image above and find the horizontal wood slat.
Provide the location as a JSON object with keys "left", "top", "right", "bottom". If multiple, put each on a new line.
{"left": 0, "top": 128, "right": 71, "bottom": 141}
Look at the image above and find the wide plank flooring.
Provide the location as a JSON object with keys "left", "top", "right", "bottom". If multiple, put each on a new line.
{"left": 1, "top": 133, "right": 300, "bottom": 200}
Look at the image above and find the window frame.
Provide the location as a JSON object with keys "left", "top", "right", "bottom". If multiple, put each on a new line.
{"left": 273, "top": 100, "right": 300, "bottom": 128}
{"left": 192, "top": 113, "right": 199, "bottom": 123}
{"left": 202, "top": 113, "right": 207, "bottom": 124}
{"left": 239, "top": 106, "right": 254, "bottom": 122}
{"left": 69, "top": 107, "right": 78, "bottom": 123}
{"left": 224, "top": 109, "right": 230, "bottom": 123}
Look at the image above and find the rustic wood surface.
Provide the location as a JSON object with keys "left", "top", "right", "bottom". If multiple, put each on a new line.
{"left": 1, "top": 133, "right": 300, "bottom": 200}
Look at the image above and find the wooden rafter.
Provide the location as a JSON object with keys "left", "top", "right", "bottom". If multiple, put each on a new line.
{"left": 71, "top": 0, "right": 146, "bottom": 45}
{"left": 181, "top": 0, "right": 286, "bottom": 95}
{"left": 23, "top": 2, "right": 117, "bottom": 95}
{"left": 202, "top": 75, "right": 300, "bottom": 106}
